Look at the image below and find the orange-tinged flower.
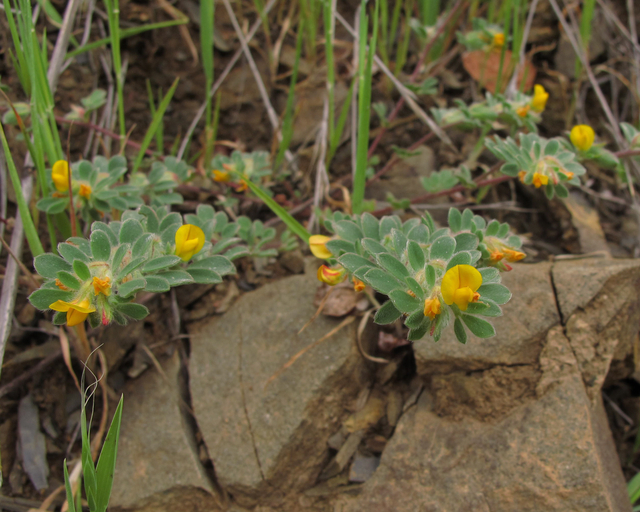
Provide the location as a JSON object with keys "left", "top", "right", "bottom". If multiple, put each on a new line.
{"left": 52, "top": 160, "right": 70, "bottom": 192}
{"left": 562, "top": 171, "right": 575, "bottom": 180}
{"left": 55, "top": 278, "right": 69, "bottom": 291}
{"left": 93, "top": 276, "right": 111, "bottom": 296}
{"left": 317, "top": 265, "right": 347, "bottom": 286}
{"left": 213, "top": 169, "right": 231, "bottom": 182}
{"left": 531, "top": 84, "right": 549, "bottom": 112}
{"left": 353, "top": 278, "right": 366, "bottom": 292}
{"left": 441, "top": 264, "right": 482, "bottom": 311}
{"left": 570, "top": 124, "right": 595, "bottom": 152}
{"left": 489, "top": 249, "right": 504, "bottom": 263}
{"left": 235, "top": 179, "right": 248, "bottom": 192}
{"left": 49, "top": 297, "right": 96, "bottom": 327}
{"left": 493, "top": 33, "right": 505, "bottom": 47}
{"left": 79, "top": 183, "right": 92, "bottom": 199}
{"left": 175, "top": 224, "right": 206, "bottom": 262}
{"left": 423, "top": 297, "right": 441, "bottom": 320}
{"left": 309, "top": 235, "right": 333, "bottom": 259}
{"left": 532, "top": 172, "right": 549, "bottom": 188}
{"left": 503, "top": 248, "right": 525, "bottom": 262}
{"left": 518, "top": 170, "right": 527, "bottom": 183}
{"left": 516, "top": 105, "right": 530, "bottom": 118}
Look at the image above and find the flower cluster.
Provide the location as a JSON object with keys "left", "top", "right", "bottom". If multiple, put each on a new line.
{"left": 210, "top": 150, "right": 272, "bottom": 195}
{"left": 37, "top": 156, "right": 191, "bottom": 223}
{"left": 309, "top": 208, "right": 520, "bottom": 343}
{"left": 28, "top": 204, "right": 295, "bottom": 328}
{"left": 456, "top": 18, "right": 507, "bottom": 52}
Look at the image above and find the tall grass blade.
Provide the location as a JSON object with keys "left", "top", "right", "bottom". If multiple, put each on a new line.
{"left": 95, "top": 396, "right": 124, "bottom": 512}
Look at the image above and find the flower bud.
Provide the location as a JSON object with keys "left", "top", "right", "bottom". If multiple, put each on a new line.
{"left": 175, "top": 224, "right": 206, "bottom": 262}
{"left": 570, "top": 125, "right": 595, "bottom": 152}
{"left": 530, "top": 84, "right": 549, "bottom": 113}
{"left": 52, "top": 160, "right": 70, "bottom": 193}
{"left": 317, "top": 265, "right": 347, "bottom": 286}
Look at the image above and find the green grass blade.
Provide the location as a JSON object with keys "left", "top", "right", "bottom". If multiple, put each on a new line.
{"left": 95, "top": 396, "right": 124, "bottom": 512}
{"left": 0, "top": 122, "right": 44, "bottom": 257}
{"left": 323, "top": 0, "right": 336, "bottom": 148}
{"left": 328, "top": 75, "right": 356, "bottom": 165}
{"left": 66, "top": 20, "right": 188, "bottom": 58}
{"left": 132, "top": 77, "right": 179, "bottom": 173}
{"left": 80, "top": 405, "right": 98, "bottom": 511}
{"left": 575, "top": 0, "right": 595, "bottom": 76}
{"left": 63, "top": 460, "right": 77, "bottom": 512}
{"left": 200, "top": 0, "right": 215, "bottom": 128}
{"left": 243, "top": 179, "right": 310, "bottom": 243}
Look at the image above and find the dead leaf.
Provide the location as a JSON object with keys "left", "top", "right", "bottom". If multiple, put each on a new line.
{"left": 321, "top": 287, "right": 359, "bottom": 317}
{"left": 18, "top": 394, "right": 49, "bottom": 491}
{"left": 462, "top": 49, "right": 537, "bottom": 93}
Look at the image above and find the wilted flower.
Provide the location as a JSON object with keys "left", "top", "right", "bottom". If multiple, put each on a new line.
{"left": 309, "top": 235, "right": 333, "bottom": 259}
{"left": 532, "top": 172, "right": 549, "bottom": 188}
{"left": 503, "top": 248, "right": 525, "bottom": 262}
{"left": 212, "top": 169, "right": 231, "bottom": 183}
{"left": 317, "top": 265, "right": 347, "bottom": 286}
{"left": 79, "top": 183, "right": 92, "bottom": 199}
{"left": 570, "top": 124, "right": 595, "bottom": 152}
{"left": 530, "top": 84, "right": 549, "bottom": 113}
{"left": 52, "top": 160, "right": 70, "bottom": 193}
{"left": 441, "top": 264, "right": 482, "bottom": 311}
{"left": 493, "top": 33, "right": 505, "bottom": 47}
{"left": 49, "top": 297, "right": 96, "bottom": 326}
{"left": 175, "top": 224, "right": 206, "bottom": 262}
{"left": 516, "top": 105, "right": 530, "bottom": 118}
{"left": 93, "top": 276, "right": 111, "bottom": 296}
{"left": 353, "top": 277, "right": 366, "bottom": 292}
{"left": 423, "top": 297, "right": 441, "bottom": 320}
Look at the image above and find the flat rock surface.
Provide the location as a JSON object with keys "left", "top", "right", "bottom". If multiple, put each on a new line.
{"left": 339, "top": 329, "right": 630, "bottom": 511}
{"left": 188, "top": 273, "right": 367, "bottom": 502}
{"left": 111, "top": 353, "right": 213, "bottom": 509}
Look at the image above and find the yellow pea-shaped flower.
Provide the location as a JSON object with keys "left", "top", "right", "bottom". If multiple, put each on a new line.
{"left": 49, "top": 297, "right": 96, "bottom": 326}
{"left": 441, "top": 264, "right": 482, "bottom": 311}
{"left": 52, "top": 160, "right": 70, "bottom": 192}
{"left": 530, "top": 84, "right": 549, "bottom": 113}
{"left": 175, "top": 224, "right": 206, "bottom": 262}
{"left": 309, "top": 235, "right": 333, "bottom": 259}
{"left": 570, "top": 124, "right": 595, "bottom": 152}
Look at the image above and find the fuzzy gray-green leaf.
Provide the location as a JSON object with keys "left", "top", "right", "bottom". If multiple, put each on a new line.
{"left": 374, "top": 300, "right": 402, "bottom": 325}
{"left": 461, "top": 314, "right": 496, "bottom": 338}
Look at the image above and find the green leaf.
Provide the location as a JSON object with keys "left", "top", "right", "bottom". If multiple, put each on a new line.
{"left": 389, "top": 290, "right": 421, "bottom": 313}
{"left": 159, "top": 270, "right": 194, "bottom": 286}
{"left": 363, "top": 268, "right": 403, "bottom": 295}
{"left": 392, "top": 228, "right": 408, "bottom": 256}
{"left": 111, "top": 244, "right": 129, "bottom": 274}
{"left": 407, "top": 318, "right": 430, "bottom": 341}
{"left": 361, "top": 238, "right": 388, "bottom": 256}
{"left": 467, "top": 299, "right": 502, "bottom": 317}
{"left": 338, "top": 253, "right": 375, "bottom": 273}
{"left": 374, "top": 300, "right": 403, "bottom": 324}
{"left": 405, "top": 310, "right": 426, "bottom": 329}
{"left": 119, "top": 219, "right": 144, "bottom": 244}
{"left": 405, "top": 277, "right": 425, "bottom": 299}
{"left": 461, "top": 314, "right": 496, "bottom": 338}
{"left": 426, "top": 265, "right": 436, "bottom": 288}
{"left": 477, "top": 283, "right": 511, "bottom": 305}
{"left": 407, "top": 241, "right": 425, "bottom": 271}
{"left": 117, "top": 303, "right": 150, "bottom": 320}
{"left": 117, "top": 257, "right": 146, "bottom": 281}
{"left": 142, "top": 255, "right": 182, "bottom": 273}
{"left": 189, "top": 256, "right": 236, "bottom": 276}
{"left": 379, "top": 215, "right": 401, "bottom": 238}
{"left": 325, "top": 239, "right": 356, "bottom": 256}
{"left": 334, "top": 220, "right": 363, "bottom": 242}
{"left": 361, "top": 212, "right": 379, "bottom": 239}
{"left": 448, "top": 208, "right": 462, "bottom": 232}
{"left": 143, "top": 276, "right": 170, "bottom": 293}
{"left": 454, "top": 318, "right": 467, "bottom": 344}
{"left": 446, "top": 252, "right": 472, "bottom": 269}
{"left": 377, "top": 253, "right": 409, "bottom": 280}
{"left": 187, "top": 268, "right": 223, "bottom": 284}
{"left": 58, "top": 242, "right": 91, "bottom": 264}
{"left": 430, "top": 236, "right": 455, "bottom": 260}
{"left": 94, "top": 396, "right": 124, "bottom": 512}
{"left": 132, "top": 234, "right": 154, "bottom": 259}
{"left": 461, "top": 209, "right": 474, "bottom": 230}
{"left": 56, "top": 271, "right": 81, "bottom": 290}
{"left": 34, "top": 253, "right": 72, "bottom": 279}
{"left": 90, "top": 230, "right": 112, "bottom": 261}
{"left": 72, "top": 260, "right": 91, "bottom": 282}
{"left": 485, "top": 220, "right": 499, "bottom": 236}
{"left": 479, "top": 267, "right": 500, "bottom": 284}
{"left": 29, "top": 288, "right": 74, "bottom": 310}
{"left": 117, "top": 278, "right": 147, "bottom": 298}
{"left": 455, "top": 232, "right": 478, "bottom": 252}
{"left": 36, "top": 196, "right": 68, "bottom": 214}
{"left": 63, "top": 460, "right": 76, "bottom": 512}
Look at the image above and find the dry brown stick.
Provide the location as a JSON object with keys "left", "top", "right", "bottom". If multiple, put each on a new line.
{"left": 0, "top": 351, "right": 62, "bottom": 399}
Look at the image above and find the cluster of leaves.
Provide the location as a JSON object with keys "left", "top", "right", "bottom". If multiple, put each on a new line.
{"left": 211, "top": 150, "right": 272, "bottom": 187}
{"left": 27, "top": 205, "right": 290, "bottom": 326}
{"left": 37, "top": 156, "right": 191, "bottom": 222}
{"left": 320, "top": 208, "right": 519, "bottom": 343}
{"left": 486, "top": 133, "right": 587, "bottom": 199}
{"left": 421, "top": 165, "right": 474, "bottom": 193}
{"left": 456, "top": 18, "right": 505, "bottom": 52}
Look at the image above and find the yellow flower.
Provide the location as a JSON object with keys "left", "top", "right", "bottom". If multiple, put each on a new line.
{"left": 493, "top": 33, "right": 505, "bottom": 48}
{"left": 516, "top": 105, "right": 530, "bottom": 118}
{"left": 423, "top": 297, "right": 441, "bottom": 320}
{"left": 93, "top": 276, "right": 111, "bottom": 296}
{"left": 503, "top": 248, "right": 525, "bottom": 262}
{"left": 570, "top": 124, "right": 595, "bottom": 152}
{"left": 317, "top": 265, "right": 347, "bottom": 286}
{"left": 562, "top": 171, "right": 575, "bottom": 180}
{"left": 518, "top": 170, "right": 527, "bottom": 183}
{"left": 213, "top": 169, "right": 231, "bottom": 183}
{"left": 530, "top": 84, "right": 549, "bottom": 112}
{"left": 175, "top": 224, "right": 206, "bottom": 262}
{"left": 532, "top": 172, "right": 549, "bottom": 188}
{"left": 52, "top": 160, "right": 70, "bottom": 193}
{"left": 49, "top": 297, "right": 96, "bottom": 327}
{"left": 353, "top": 278, "right": 366, "bottom": 293}
{"left": 309, "top": 235, "right": 333, "bottom": 259}
{"left": 441, "top": 264, "right": 482, "bottom": 311}
{"left": 489, "top": 249, "right": 504, "bottom": 263}
{"left": 79, "top": 183, "right": 92, "bottom": 199}
{"left": 235, "top": 179, "right": 249, "bottom": 192}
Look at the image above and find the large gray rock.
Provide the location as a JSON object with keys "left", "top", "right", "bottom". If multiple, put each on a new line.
{"left": 188, "top": 273, "right": 370, "bottom": 505}
{"left": 111, "top": 353, "right": 214, "bottom": 509}
{"left": 338, "top": 326, "right": 631, "bottom": 512}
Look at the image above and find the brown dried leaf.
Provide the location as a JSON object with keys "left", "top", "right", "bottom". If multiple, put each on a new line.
{"left": 462, "top": 49, "right": 537, "bottom": 93}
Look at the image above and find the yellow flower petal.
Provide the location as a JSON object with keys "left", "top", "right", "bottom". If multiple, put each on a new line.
{"left": 93, "top": 276, "right": 111, "bottom": 296}
{"left": 175, "top": 224, "right": 206, "bottom": 262}
{"left": 309, "top": 235, "right": 333, "bottom": 259}
{"left": 52, "top": 160, "right": 70, "bottom": 193}
{"left": 353, "top": 278, "right": 366, "bottom": 292}
{"left": 532, "top": 172, "right": 549, "bottom": 188}
{"left": 570, "top": 124, "right": 595, "bottom": 152}
{"left": 49, "top": 298, "right": 96, "bottom": 326}
{"left": 79, "top": 183, "right": 92, "bottom": 198}
{"left": 317, "top": 265, "right": 346, "bottom": 286}
{"left": 493, "top": 33, "right": 505, "bottom": 47}
{"left": 441, "top": 265, "right": 482, "bottom": 310}
{"left": 213, "top": 170, "right": 231, "bottom": 183}
{"left": 531, "top": 84, "right": 549, "bottom": 113}
{"left": 424, "top": 297, "right": 441, "bottom": 320}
